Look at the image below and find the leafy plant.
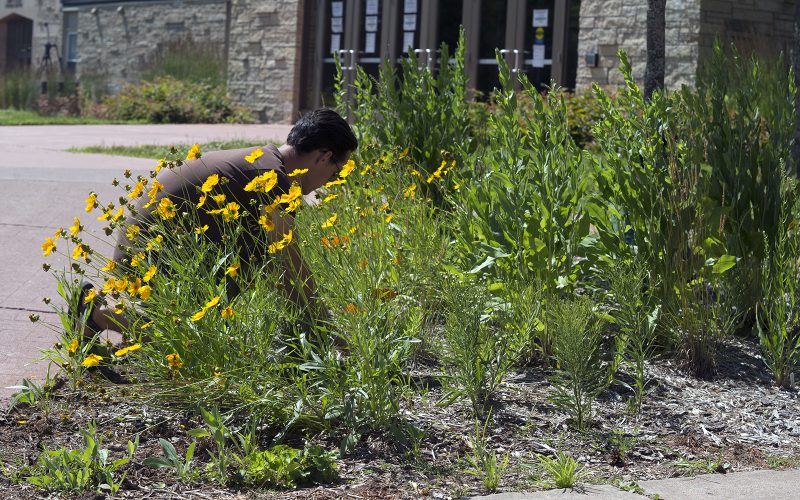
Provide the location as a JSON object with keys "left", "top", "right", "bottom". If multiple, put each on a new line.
{"left": 757, "top": 176, "right": 800, "bottom": 388}
{"left": 548, "top": 296, "right": 608, "bottom": 431}
{"left": 6, "top": 377, "right": 51, "bottom": 415}
{"left": 536, "top": 451, "right": 585, "bottom": 489}
{"left": 465, "top": 412, "right": 508, "bottom": 492}
{"left": 142, "top": 438, "right": 197, "bottom": 482}
{"left": 23, "top": 421, "right": 137, "bottom": 494}
{"left": 607, "top": 429, "right": 637, "bottom": 465}
{"left": 189, "top": 407, "right": 234, "bottom": 484}
{"left": 239, "top": 444, "right": 337, "bottom": 488}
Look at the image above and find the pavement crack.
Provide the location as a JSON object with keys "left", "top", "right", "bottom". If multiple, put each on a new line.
{"left": 0, "top": 305, "right": 56, "bottom": 315}
{"left": 0, "top": 222, "right": 53, "bottom": 230}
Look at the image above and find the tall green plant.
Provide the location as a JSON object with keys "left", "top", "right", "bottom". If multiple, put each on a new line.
{"left": 757, "top": 175, "right": 800, "bottom": 388}
{"left": 681, "top": 42, "right": 795, "bottom": 322}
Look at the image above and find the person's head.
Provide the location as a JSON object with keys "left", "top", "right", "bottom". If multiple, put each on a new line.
{"left": 285, "top": 108, "right": 358, "bottom": 192}
{"left": 287, "top": 108, "right": 357, "bottom": 164}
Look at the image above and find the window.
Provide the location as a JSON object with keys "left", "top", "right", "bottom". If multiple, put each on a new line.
{"left": 63, "top": 11, "right": 78, "bottom": 71}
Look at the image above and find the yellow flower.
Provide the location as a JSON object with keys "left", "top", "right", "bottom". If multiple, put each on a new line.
{"left": 323, "top": 193, "right": 339, "bottom": 203}
{"left": 204, "top": 296, "right": 220, "bottom": 309}
{"left": 69, "top": 217, "right": 82, "bottom": 237}
{"left": 244, "top": 170, "right": 278, "bottom": 193}
{"left": 126, "top": 224, "right": 140, "bottom": 241}
{"left": 68, "top": 339, "right": 79, "bottom": 354}
{"left": 114, "top": 303, "right": 125, "bottom": 315}
{"left": 53, "top": 227, "right": 64, "bottom": 240}
{"left": 385, "top": 213, "right": 394, "bottom": 223}
{"left": 127, "top": 277, "right": 142, "bottom": 296}
{"left": 285, "top": 199, "right": 301, "bottom": 213}
{"left": 404, "top": 183, "right": 417, "bottom": 198}
{"left": 191, "top": 308, "right": 206, "bottom": 321}
{"left": 141, "top": 321, "right": 153, "bottom": 330}
{"left": 83, "top": 287, "right": 96, "bottom": 304}
{"left": 379, "top": 202, "right": 389, "bottom": 212}
{"left": 128, "top": 181, "right": 145, "bottom": 199}
{"left": 143, "top": 265, "right": 157, "bottom": 282}
{"left": 207, "top": 202, "right": 240, "bottom": 221}
{"left": 85, "top": 192, "right": 98, "bottom": 212}
{"left": 268, "top": 230, "right": 294, "bottom": 254}
{"left": 322, "top": 214, "right": 337, "bottom": 228}
{"left": 213, "top": 193, "right": 226, "bottom": 204}
{"left": 147, "top": 179, "right": 164, "bottom": 199}
{"left": 114, "top": 343, "right": 141, "bottom": 357}
{"left": 101, "top": 259, "right": 116, "bottom": 272}
{"left": 111, "top": 207, "right": 125, "bottom": 222}
{"left": 325, "top": 178, "right": 346, "bottom": 188}
{"left": 259, "top": 215, "right": 275, "bottom": 231}
{"left": 201, "top": 174, "right": 219, "bottom": 194}
{"left": 166, "top": 352, "right": 183, "bottom": 368}
{"left": 398, "top": 147, "right": 409, "bottom": 159}
{"left": 113, "top": 278, "right": 128, "bottom": 293}
{"left": 82, "top": 354, "right": 102, "bottom": 367}
{"left": 196, "top": 194, "right": 207, "bottom": 208}
{"left": 147, "top": 238, "right": 161, "bottom": 251}
{"left": 339, "top": 159, "right": 356, "bottom": 178}
{"left": 156, "top": 197, "right": 177, "bottom": 219}
{"left": 345, "top": 303, "right": 359, "bottom": 314}
{"left": 186, "top": 144, "right": 201, "bottom": 160}
{"left": 130, "top": 252, "right": 145, "bottom": 268}
{"left": 244, "top": 148, "right": 263, "bottom": 164}
{"left": 41, "top": 237, "right": 56, "bottom": 256}
{"left": 277, "top": 182, "right": 302, "bottom": 204}
{"left": 195, "top": 225, "right": 209, "bottom": 235}
{"left": 72, "top": 243, "right": 89, "bottom": 261}
{"left": 288, "top": 168, "right": 309, "bottom": 177}
{"left": 226, "top": 262, "right": 240, "bottom": 277}
{"left": 138, "top": 285, "right": 152, "bottom": 300}
{"left": 155, "top": 159, "right": 165, "bottom": 172}
{"left": 221, "top": 306, "right": 234, "bottom": 319}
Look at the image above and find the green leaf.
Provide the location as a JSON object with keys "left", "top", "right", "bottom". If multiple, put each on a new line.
{"left": 187, "top": 428, "right": 210, "bottom": 438}
{"left": 143, "top": 457, "right": 174, "bottom": 468}
{"left": 711, "top": 254, "right": 737, "bottom": 274}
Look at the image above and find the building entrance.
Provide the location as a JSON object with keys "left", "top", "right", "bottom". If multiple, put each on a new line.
{"left": 308, "top": 0, "right": 579, "bottom": 108}
{"left": 0, "top": 14, "right": 33, "bottom": 74}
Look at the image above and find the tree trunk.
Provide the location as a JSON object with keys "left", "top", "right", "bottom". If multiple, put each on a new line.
{"left": 793, "top": 2, "right": 800, "bottom": 176}
{"left": 644, "top": 0, "right": 666, "bottom": 101}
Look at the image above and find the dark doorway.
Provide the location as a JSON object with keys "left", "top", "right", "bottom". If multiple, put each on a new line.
{"left": 4, "top": 15, "right": 33, "bottom": 71}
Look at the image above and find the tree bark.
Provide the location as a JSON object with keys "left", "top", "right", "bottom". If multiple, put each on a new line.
{"left": 793, "top": 2, "right": 800, "bottom": 176}
{"left": 644, "top": 0, "right": 666, "bottom": 101}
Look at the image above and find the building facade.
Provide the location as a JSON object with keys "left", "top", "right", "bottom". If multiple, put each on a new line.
{"left": 0, "top": 0, "right": 795, "bottom": 123}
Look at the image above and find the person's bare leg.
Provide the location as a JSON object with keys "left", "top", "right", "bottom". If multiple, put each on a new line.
{"left": 88, "top": 306, "right": 129, "bottom": 334}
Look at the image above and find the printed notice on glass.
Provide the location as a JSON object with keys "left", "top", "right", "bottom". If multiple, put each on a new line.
{"left": 330, "top": 34, "right": 341, "bottom": 52}
{"left": 403, "top": 31, "right": 415, "bottom": 51}
{"left": 532, "top": 9, "right": 548, "bottom": 27}
{"left": 331, "top": 1, "right": 343, "bottom": 17}
{"left": 365, "top": 15, "right": 378, "bottom": 32}
{"left": 404, "top": 0, "right": 417, "bottom": 13}
{"left": 365, "top": 32, "right": 376, "bottom": 53}
{"left": 403, "top": 13, "right": 416, "bottom": 31}
{"left": 532, "top": 44, "right": 545, "bottom": 67}
{"left": 366, "top": 0, "right": 379, "bottom": 15}
{"left": 331, "top": 16, "right": 343, "bottom": 33}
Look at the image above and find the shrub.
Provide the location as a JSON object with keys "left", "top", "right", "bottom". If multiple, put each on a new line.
{"left": 104, "top": 76, "right": 252, "bottom": 123}
{"left": 0, "top": 68, "right": 37, "bottom": 110}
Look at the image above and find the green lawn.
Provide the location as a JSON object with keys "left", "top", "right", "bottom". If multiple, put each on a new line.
{"left": 0, "top": 108, "right": 141, "bottom": 125}
{"left": 68, "top": 140, "right": 270, "bottom": 159}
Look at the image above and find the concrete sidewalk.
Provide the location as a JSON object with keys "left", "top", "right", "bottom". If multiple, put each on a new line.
{"left": 473, "top": 468, "right": 800, "bottom": 499}
{"left": 0, "top": 123, "right": 292, "bottom": 402}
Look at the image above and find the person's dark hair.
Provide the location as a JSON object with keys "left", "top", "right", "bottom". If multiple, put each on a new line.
{"left": 287, "top": 108, "right": 358, "bottom": 162}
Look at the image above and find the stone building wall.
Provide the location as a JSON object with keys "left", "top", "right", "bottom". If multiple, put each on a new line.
{"left": 0, "top": 0, "right": 62, "bottom": 75}
{"left": 699, "top": 0, "right": 794, "bottom": 61}
{"left": 576, "top": 0, "right": 702, "bottom": 91}
{"left": 226, "top": 0, "right": 302, "bottom": 123}
{"left": 73, "top": 0, "right": 227, "bottom": 94}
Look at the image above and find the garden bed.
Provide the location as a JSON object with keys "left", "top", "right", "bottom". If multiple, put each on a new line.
{"left": 2, "top": 336, "right": 798, "bottom": 499}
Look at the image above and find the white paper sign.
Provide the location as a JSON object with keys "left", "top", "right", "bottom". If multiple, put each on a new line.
{"left": 365, "top": 32, "right": 376, "bottom": 53}
{"left": 366, "top": 0, "right": 379, "bottom": 15}
{"left": 403, "top": 31, "right": 415, "bottom": 51}
{"left": 404, "top": 0, "right": 417, "bottom": 13}
{"left": 330, "top": 34, "right": 341, "bottom": 52}
{"left": 403, "top": 13, "right": 416, "bottom": 31}
{"left": 532, "top": 44, "right": 545, "bottom": 67}
{"left": 331, "top": 16, "right": 343, "bottom": 33}
{"left": 331, "top": 1, "right": 343, "bottom": 17}
{"left": 533, "top": 9, "right": 548, "bottom": 27}
{"left": 365, "top": 15, "right": 378, "bottom": 32}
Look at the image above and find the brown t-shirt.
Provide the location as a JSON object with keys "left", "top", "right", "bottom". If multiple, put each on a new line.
{"left": 114, "top": 144, "right": 290, "bottom": 264}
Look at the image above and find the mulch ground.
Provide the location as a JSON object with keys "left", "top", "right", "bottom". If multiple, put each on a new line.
{"left": 1, "top": 335, "right": 799, "bottom": 499}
